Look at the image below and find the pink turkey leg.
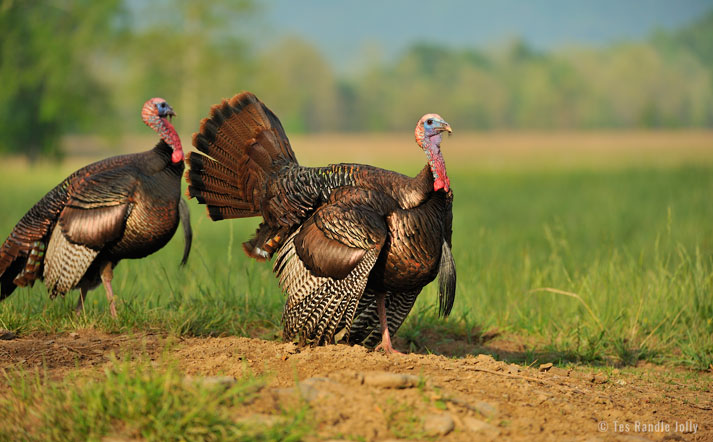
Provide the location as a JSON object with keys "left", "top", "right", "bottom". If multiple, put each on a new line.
{"left": 374, "top": 292, "right": 403, "bottom": 355}
{"left": 101, "top": 263, "right": 117, "bottom": 319}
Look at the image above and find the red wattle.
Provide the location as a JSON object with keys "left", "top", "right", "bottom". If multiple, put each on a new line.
{"left": 434, "top": 177, "right": 450, "bottom": 192}
{"left": 426, "top": 145, "right": 449, "bottom": 193}
{"left": 172, "top": 149, "right": 184, "bottom": 163}
{"left": 159, "top": 118, "right": 184, "bottom": 163}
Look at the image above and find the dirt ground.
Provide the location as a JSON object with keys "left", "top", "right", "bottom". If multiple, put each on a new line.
{"left": 1, "top": 330, "right": 711, "bottom": 441}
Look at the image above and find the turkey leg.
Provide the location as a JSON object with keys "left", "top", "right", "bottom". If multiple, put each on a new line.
{"left": 101, "top": 262, "right": 117, "bottom": 319}
{"left": 75, "top": 287, "right": 88, "bottom": 315}
{"left": 374, "top": 292, "right": 403, "bottom": 355}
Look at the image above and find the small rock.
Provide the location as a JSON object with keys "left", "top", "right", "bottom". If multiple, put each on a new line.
{"left": 591, "top": 373, "right": 607, "bottom": 384}
{"left": 473, "top": 401, "right": 498, "bottom": 418}
{"left": 273, "top": 377, "right": 335, "bottom": 403}
{"left": 474, "top": 354, "right": 496, "bottom": 364}
{"left": 0, "top": 329, "right": 16, "bottom": 340}
{"left": 463, "top": 416, "right": 500, "bottom": 436}
{"left": 422, "top": 413, "right": 455, "bottom": 436}
{"left": 506, "top": 364, "right": 520, "bottom": 374}
{"left": 615, "top": 379, "right": 627, "bottom": 386}
{"left": 363, "top": 372, "right": 420, "bottom": 389}
{"left": 539, "top": 362, "right": 553, "bottom": 372}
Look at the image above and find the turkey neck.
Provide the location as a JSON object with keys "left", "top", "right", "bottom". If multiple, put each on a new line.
{"left": 422, "top": 133, "right": 449, "bottom": 193}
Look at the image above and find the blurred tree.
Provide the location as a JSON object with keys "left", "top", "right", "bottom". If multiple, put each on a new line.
{"left": 0, "top": 0, "right": 125, "bottom": 159}
{"left": 250, "top": 37, "right": 339, "bottom": 133}
{"left": 1, "top": 1, "right": 711, "bottom": 162}
{"left": 111, "top": 0, "right": 256, "bottom": 135}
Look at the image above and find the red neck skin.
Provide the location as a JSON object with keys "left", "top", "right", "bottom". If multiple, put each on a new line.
{"left": 147, "top": 116, "right": 183, "bottom": 163}
{"left": 423, "top": 134, "right": 449, "bottom": 192}
{"left": 160, "top": 118, "right": 184, "bottom": 163}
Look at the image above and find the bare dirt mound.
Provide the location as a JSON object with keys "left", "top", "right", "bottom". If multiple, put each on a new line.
{"left": 1, "top": 331, "right": 711, "bottom": 441}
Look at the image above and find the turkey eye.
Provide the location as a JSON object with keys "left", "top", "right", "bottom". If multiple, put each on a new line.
{"left": 426, "top": 119, "right": 433, "bottom": 125}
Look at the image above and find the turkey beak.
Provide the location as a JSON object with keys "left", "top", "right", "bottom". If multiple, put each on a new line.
{"left": 435, "top": 120, "right": 452, "bottom": 135}
{"left": 159, "top": 105, "right": 176, "bottom": 121}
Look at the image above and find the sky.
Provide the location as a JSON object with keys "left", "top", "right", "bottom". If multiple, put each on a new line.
{"left": 259, "top": 0, "right": 712, "bottom": 71}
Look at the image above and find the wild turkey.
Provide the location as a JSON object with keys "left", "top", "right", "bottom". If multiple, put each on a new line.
{"left": 186, "top": 92, "right": 455, "bottom": 353}
{"left": 0, "top": 98, "right": 192, "bottom": 318}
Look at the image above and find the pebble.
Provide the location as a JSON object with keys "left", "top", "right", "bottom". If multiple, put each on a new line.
{"left": 539, "top": 362, "right": 554, "bottom": 372}
{"left": 362, "top": 372, "right": 420, "bottom": 389}
{"left": 591, "top": 373, "right": 608, "bottom": 384}
{"left": 422, "top": 413, "right": 455, "bottom": 436}
{"left": 473, "top": 401, "right": 498, "bottom": 418}
{"left": 273, "top": 377, "right": 337, "bottom": 403}
{"left": 463, "top": 416, "right": 500, "bottom": 436}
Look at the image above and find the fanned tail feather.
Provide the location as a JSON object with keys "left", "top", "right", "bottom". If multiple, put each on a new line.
{"left": 186, "top": 92, "right": 297, "bottom": 218}
{"left": 186, "top": 92, "right": 299, "bottom": 260}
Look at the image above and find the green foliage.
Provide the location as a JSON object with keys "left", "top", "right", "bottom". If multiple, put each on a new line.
{"left": 0, "top": 0, "right": 125, "bottom": 158}
{"left": 0, "top": 357, "right": 312, "bottom": 441}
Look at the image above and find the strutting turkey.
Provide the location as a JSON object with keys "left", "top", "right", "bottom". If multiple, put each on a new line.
{"left": 186, "top": 92, "right": 455, "bottom": 353}
{"left": 0, "top": 98, "right": 192, "bottom": 318}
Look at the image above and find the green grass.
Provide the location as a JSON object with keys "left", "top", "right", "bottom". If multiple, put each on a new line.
{"left": 0, "top": 160, "right": 712, "bottom": 369}
{"left": 0, "top": 355, "right": 311, "bottom": 441}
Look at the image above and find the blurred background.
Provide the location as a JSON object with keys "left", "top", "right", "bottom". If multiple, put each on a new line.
{"left": 1, "top": 0, "right": 712, "bottom": 160}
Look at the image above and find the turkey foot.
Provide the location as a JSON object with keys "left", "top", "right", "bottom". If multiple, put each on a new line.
{"left": 101, "top": 263, "right": 117, "bottom": 319}
{"left": 75, "top": 288, "right": 88, "bottom": 316}
{"left": 375, "top": 292, "right": 403, "bottom": 355}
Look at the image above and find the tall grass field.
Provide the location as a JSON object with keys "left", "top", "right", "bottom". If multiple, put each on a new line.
{"left": 0, "top": 131, "right": 711, "bottom": 369}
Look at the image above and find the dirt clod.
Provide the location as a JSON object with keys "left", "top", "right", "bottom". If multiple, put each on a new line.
{"left": 473, "top": 401, "right": 498, "bottom": 418}
{"left": 591, "top": 373, "right": 608, "bottom": 384}
{"left": 362, "top": 371, "right": 420, "bottom": 389}
{"left": 539, "top": 362, "right": 554, "bottom": 372}
{"left": 423, "top": 413, "right": 455, "bottom": 436}
{"left": 0, "top": 329, "right": 16, "bottom": 340}
{"left": 462, "top": 416, "right": 500, "bottom": 437}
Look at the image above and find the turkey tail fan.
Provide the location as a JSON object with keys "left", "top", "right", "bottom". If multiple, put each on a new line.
{"left": 178, "top": 197, "right": 192, "bottom": 266}
{"left": 438, "top": 241, "right": 456, "bottom": 318}
{"left": 186, "top": 92, "right": 298, "bottom": 222}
